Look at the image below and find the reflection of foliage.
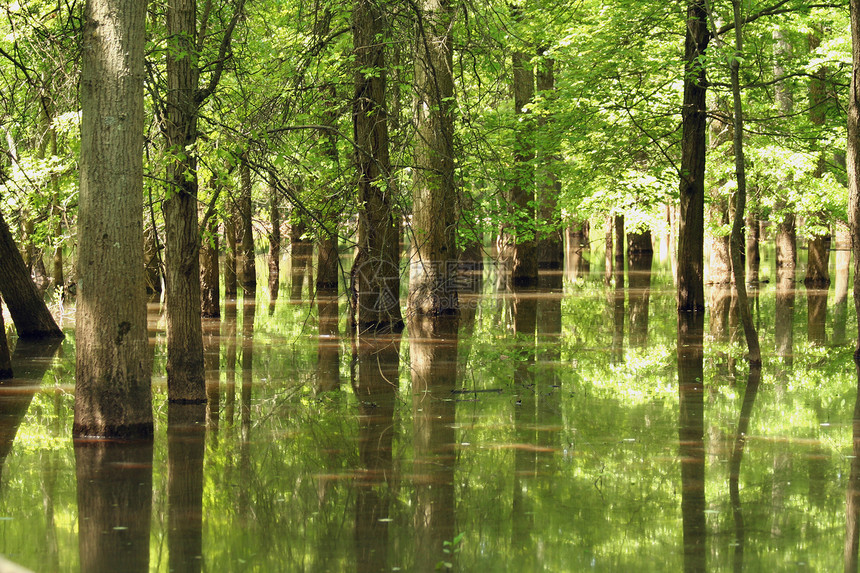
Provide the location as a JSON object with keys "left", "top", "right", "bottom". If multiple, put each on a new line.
{"left": 1, "top": 274, "right": 858, "bottom": 571}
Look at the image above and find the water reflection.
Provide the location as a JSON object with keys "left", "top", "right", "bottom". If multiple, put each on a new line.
{"left": 167, "top": 403, "right": 206, "bottom": 573}
{"left": 410, "top": 316, "right": 458, "bottom": 572}
{"left": 317, "top": 289, "right": 341, "bottom": 393}
{"left": 352, "top": 333, "right": 401, "bottom": 572}
{"left": 678, "top": 312, "right": 706, "bottom": 573}
{"left": 627, "top": 232, "right": 653, "bottom": 348}
{"left": 75, "top": 440, "right": 152, "bottom": 573}
{"left": 847, "top": 358, "right": 860, "bottom": 571}
{"left": 807, "top": 287, "right": 828, "bottom": 346}
{"left": 512, "top": 291, "right": 536, "bottom": 563}
{"left": 729, "top": 366, "right": 762, "bottom": 573}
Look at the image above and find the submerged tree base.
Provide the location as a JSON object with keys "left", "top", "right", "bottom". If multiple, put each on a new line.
{"left": 73, "top": 423, "right": 154, "bottom": 441}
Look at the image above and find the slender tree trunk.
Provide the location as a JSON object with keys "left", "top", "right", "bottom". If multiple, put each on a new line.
{"left": 850, "top": 0, "right": 860, "bottom": 355}
{"left": 224, "top": 206, "right": 238, "bottom": 297}
{"left": 200, "top": 212, "right": 220, "bottom": 318}
{"left": 268, "top": 180, "right": 281, "bottom": 306}
{"left": 613, "top": 214, "right": 624, "bottom": 287}
{"left": 604, "top": 215, "right": 613, "bottom": 285}
{"left": 144, "top": 222, "right": 162, "bottom": 295}
{"left": 351, "top": 0, "right": 402, "bottom": 331}
{"left": 0, "top": 209, "right": 62, "bottom": 339}
{"left": 745, "top": 211, "right": 760, "bottom": 285}
{"left": 316, "top": 106, "right": 340, "bottom": 291}
{"left": 510, "top": 33, "right": 537, "bottom": 287}
{"left": 728, "top": 0, "right": 761, "bottom": 365}
{"left": 75, "top": 0, "right": 151, "bottom": 438}
{"left": 409, "top": 0, "right": 458, "bottom": 315}
{"left": 164, "top": 0, "right": 205, "bottom": 403}
{"left": 678, "top": 0, "right": 710, "bottom": 312}
{"left": 239, "top": 153, "right": 256, "bottom": 294}
{"left": 834, "top": 225, "right": 851, "bottom": 345}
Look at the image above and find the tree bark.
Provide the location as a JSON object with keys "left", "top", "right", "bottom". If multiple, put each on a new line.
{"left": 351, "top": 0, "right": 403, "bottom": 332}
{"left": 408, "top": 0, "right": 459, "bottom": 315}
{"left": 728, "top": 0, "right": 761, "bottom": 365}
{"left": 745, "top": 211, "right": 760, "bottom": 285}
{"left": 834, "top": 225, "right": 851, "bottom": 345}
{"left": 510, "top": 35, "right": 537, "bottom": 287}
{"left": 224, "top": 205, "right": 238, "bottom": 297}
{"left": 678, "top": 0, "right": 710, "bottom": 312}
{"left": 0, "top": 209, "right": 62, "bottom": 339}
{"left": 75, "top": 0, "right": 151, "bottom": 438}
{"left": 200, "top": 211, "right": 220, "bottom": 318}
{"left": 239, "top": 153, "right": 256, "bottom": 294}
{"left": 805, "top": 233, "right": 831, "bottom": 288}
{"left": 164, "top": 0, "right": 205, "bottom": 403}
{"left": 0, "top": 297, "right": 11, "bottom": 379}
{"left": 268, "top": 178, "right": 281, "bottom": 306}
{"left": 850, "top": 0, "right": 860, "bottom": 355}
{"left": 536, "top": 54, "right": 563, "bottom": 271}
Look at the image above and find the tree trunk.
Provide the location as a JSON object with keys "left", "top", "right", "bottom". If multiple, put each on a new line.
{"left": 707, "top": 198, "right": 731, "bottom": 285}
{"left": 805, "top": 232, "right": 831, "bottom": 288}
{"left": 408, "top": 0, "right": 458, "bottom": 315}
{"left": 510, "top": 36, "right": 537, "bottom": 287}
{"left": 834, "top": 225, "right": 850, "bottom": 345}
{"left": 745, "top": 211, "right": 760, "bottom": 285}
{"left": 200, "top": 213, "right": 220, "bottom": 318}
{"left": 224, "top": 207, "right": 238, "bottom": 297}
{"left": 728, "top": 0, "right": 761, "bottom": 365}
{"left": 604, "top": 215, "right": 613, "bottom": 285}
{"left": 775, "top": 214, "right": 797, "bottom": 278}
{"left": 536, "top": 54, "right": 563, "bottom": 271}
{"left": 144, "top": 222, "right": 162, "bottom": 295}
{"left": 677, "top": 0, "right": 710, "bottom": 312}
{"left": 164, "top": 0, "right": 205, "bottom": 403}
{"left": 351, "top": 0, "right": 402, "bottom": 332}
{"left": 75, "top": 0, "right": 151, "bottom": 438}
{"left": 627, "top": 231, "right": 653, "bottom": 347}
{"left": 0, "top": 297, "right": 11, "bottom": 379}
{"left": 0, "top": 209, "right": 62, "bottom": 339}
{"left": 268, "top": 180, "right": 281, "bottom": 307}
{"left": 239, "top": 153, "right": 256, "bottom": 294}
{"left": 850, "top": 0, "right": 860, "bottom": 355}
{"left": 613, "top": 214, "right": 624, "bottom": 287}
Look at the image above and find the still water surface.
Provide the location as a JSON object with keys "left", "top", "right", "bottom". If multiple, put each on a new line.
{"left": 0, "top": 263, "right": 858, "bottom": 572}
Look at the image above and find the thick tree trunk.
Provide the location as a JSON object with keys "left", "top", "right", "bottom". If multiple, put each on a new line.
{"left": 850, "top": 0, "right": 860, "bottom": 354}
{"left": 74, "top": 0, "right": 150, "bottom": 438}
{"left": 510, "top": 41, "right": 538, "bottom": 287}
{"left": 200, "top": 214, "right": 220, "bottom": 318}
{"left": 0, "top": 210, "right": 62, "bottom": 339}
{"left": 775, "top": 214, "right": 797, "bottom": 278}
{"left": 707, "top": 199, "right": 731, "bottom": 285}
{"left": 627, "top": 231, "right": 653, "bottom": 347}
{"left": 164, "top": 0, "right": 205, "bottom": 403}
{"left": 805, "top": 232, "right": 831, "bottom": 288}
{"left": 239, "top": 154, "right": 256, "bottom": 294}
{"left": 351, "top": 0, "right": 402, "bottom": 331}
{"left": 678, "top": 0, "right": 710, "bottom": 312}
{"left": 0, "top": 298, "right": 11, "bottom": 378}
{"left": 408, "top": 0, "right": 458, "bottom": 315}
{"left": 536, "top": 55, "right": 563, "bottom": 271}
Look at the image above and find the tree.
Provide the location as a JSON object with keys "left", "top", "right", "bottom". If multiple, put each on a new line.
{"left": 351, "top": 0, "right": 403, "bottom": 332}
{"left": 408, "top": 0, "right": 459, "bottom": 315}
{"left": 74, "top": 0, "right": 152, "bottom": 438}
{"left": 0, "top": 297, "right": 10, "bottom": 379}
{"left": 0, "top": 209, "right": 62, "bottom": 339}
{"left": 850, "top": 0, "right": 860, "bottom": 355}
{"left": 678, "top": 0, "right": 710, "bottom": 313}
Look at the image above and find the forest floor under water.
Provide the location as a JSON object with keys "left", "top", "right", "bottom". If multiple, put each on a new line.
{"left": 0, "top": 252, "right": 858, "bottom": 572}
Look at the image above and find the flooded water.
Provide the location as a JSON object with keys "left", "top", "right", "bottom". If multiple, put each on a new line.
{"left": 1, "top": 258, "right": 859, "bottom": 572}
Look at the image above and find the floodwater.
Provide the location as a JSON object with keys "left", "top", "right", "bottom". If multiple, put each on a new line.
{"left": 1, "top": 255, "right": 859, "bottom": 572}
